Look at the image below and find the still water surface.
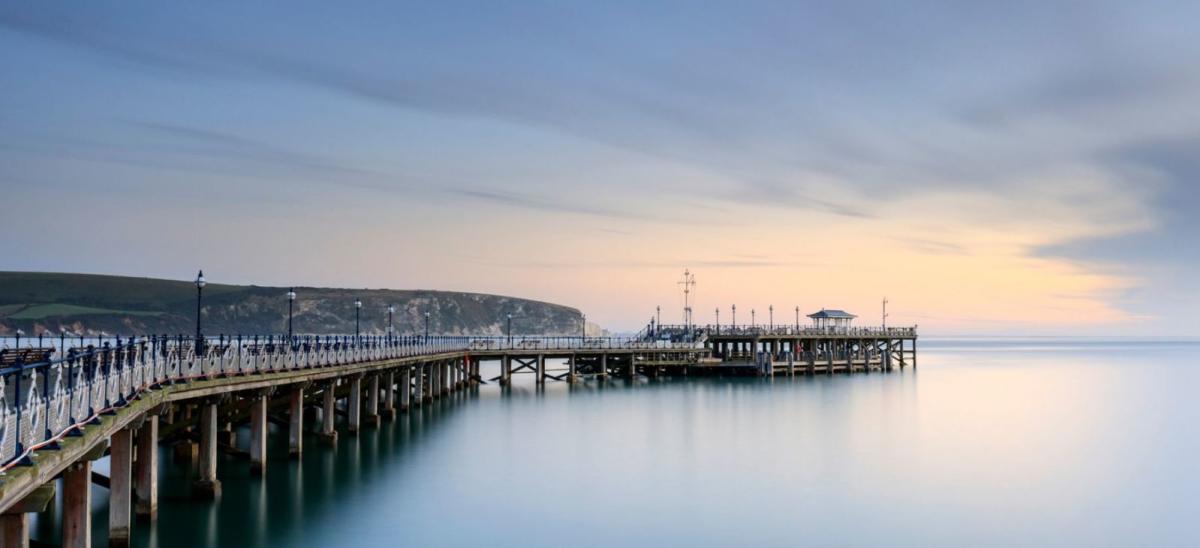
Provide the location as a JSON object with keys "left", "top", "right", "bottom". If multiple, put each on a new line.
{"left": 35, "top": 339, "right": 1200, "bottom": 546}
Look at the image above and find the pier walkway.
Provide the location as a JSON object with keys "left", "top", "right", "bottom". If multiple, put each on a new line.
{"left": 0, "top": 325, "right": 915, "bottom": 546}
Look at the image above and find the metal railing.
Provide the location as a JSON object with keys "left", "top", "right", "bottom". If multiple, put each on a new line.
{"left": 656, "top": 324, "right": 918, "bottom": 338}
{"left": 466, "top": 336, "right": 703, "bottom": 351}
{"left": 0, "top": 334, "right": 468, "bottom": 470}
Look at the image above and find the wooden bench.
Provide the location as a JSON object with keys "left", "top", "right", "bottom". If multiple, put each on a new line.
{"left": 0, "top": 347, "right": 56, "bottom": 367}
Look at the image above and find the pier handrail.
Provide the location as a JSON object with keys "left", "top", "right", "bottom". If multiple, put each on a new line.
{"left": 0, "top": 334, "right": 470, "bottom": 470}
{"left": 656, "top": 324, "right": 918, "bottom": 338}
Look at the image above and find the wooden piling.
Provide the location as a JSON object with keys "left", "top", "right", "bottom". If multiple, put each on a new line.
{"left": 320, "top": 381, "right": 338, "bottom": 445}
{"left": 194, "top": 401, "right": 221, "bottom": 498}
{"left": 399, "top": 368, "right": 411, "bottom": 412}
{"left": 366, "top": 375, "right": 380, "bottom": 427}
{"left": 109, "top": 427, "right": 133, "bottom": 547}
{"left": 289, "top": 387, "right": 304, "bottom": 458}
{"left": 250, "top": 392, "right": 268, "bottom": 474}
{"left": 348, "top": 375, "right": 362, "bottom": 433}
{"left": 63, "top": 461, "right": 92, "bottom": 548}
{"left": 0, "top": 513, "right": 28, "bottom": 548}
{"left": 383, "top": 370, "right": 396, "bottom": 420}
{"left": 134, "top": 414, "right": 158, "bottom": 520}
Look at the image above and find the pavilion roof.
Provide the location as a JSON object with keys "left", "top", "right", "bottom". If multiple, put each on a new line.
{"left": 807, "top": 309, "right": 857, "bottom": 319}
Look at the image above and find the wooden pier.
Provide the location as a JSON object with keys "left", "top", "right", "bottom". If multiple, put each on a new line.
{"left": 0, "top": 324, "right": 915, "bottom": 546}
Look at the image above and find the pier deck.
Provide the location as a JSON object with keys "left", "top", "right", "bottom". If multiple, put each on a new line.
{"left": 0, "top": 325, "right": 915, "bottom": 545}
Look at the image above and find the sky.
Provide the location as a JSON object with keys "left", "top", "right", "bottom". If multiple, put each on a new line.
{"left": 1, "top": 1, "right": 1198, "bottom": 335}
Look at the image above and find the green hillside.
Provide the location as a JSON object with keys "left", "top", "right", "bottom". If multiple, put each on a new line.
{"left": 0, "top": 272, "right": 583, "bottom": 337}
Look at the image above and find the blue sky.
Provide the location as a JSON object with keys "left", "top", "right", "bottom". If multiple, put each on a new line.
{"left": 2, "top": 2, "right": 1198, "bottom": 334}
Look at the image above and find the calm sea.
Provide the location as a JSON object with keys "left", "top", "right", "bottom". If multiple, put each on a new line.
{"left": 31, "top": 338, "right": 1200, "bottom": 547}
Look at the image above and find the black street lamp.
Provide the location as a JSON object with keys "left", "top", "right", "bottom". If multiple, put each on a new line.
{"left": 581, "top": 313, "right": 586, "bottom": 340}
{"left": 195, "top": 270, "right": 206, "bottom": 350}
{"left": 715, "top": 308, "right": 720, "bottom": 334}
{"left": 769, "top": 305, "right": 774, "bottom": 331}
{"left": 795, "top": 306, "right": 800, "bottom": 332}
{"left": 751, "top": 308, "right": 756, "bottom": 328}
{"left": 354, "top": 298, "right": 362, "bottom": 340}
{"left": 424, "top": 311, "right": 430, "bottom": 341}
{"left": 506, "top": 313, "right": 512, "bottom": 346}
{"left": 387, "top": 305, "right": 395, "bottom": 343}
{"left": 731, "top": 304, "right": 736, "bottom": 328}
{"left": 656, "top": 305, "right": 661, "bottom": 328}
{"left": 287, "top": 288, "right": 296, "bottom": 342}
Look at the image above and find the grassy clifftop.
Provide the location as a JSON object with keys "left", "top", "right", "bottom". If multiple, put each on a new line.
{"left": 0, "top": 272, "right": 583, "bottom": 337}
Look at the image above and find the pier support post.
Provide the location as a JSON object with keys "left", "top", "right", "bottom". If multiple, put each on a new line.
{"left": 1, "top": 513, "right": 28, "bottom": 548}
{"left": 110, "top": 427, "right": 133, "bottom": 547}
{"left": 3, "top": 484, "right": 54, "bottom": 548}
{"left": 599, "top": 353, "right": 608, "bottom": 379}
{"left": 289, "top": 386, "right": 304, "bottom": 458}
{"left": 366, "top": 375, "right": 380, "bottom": 427}
{"left": 568, "top": 354, "right": 577, "bottom": 383}
{"left": 194, "top": 400, "right": 221, "bottom": 498}
{"left": 134, "top": 414, "right": 158, "bottom": 520}
{"left": 63, "top": 460, "right": 92, "bottom": 548}
{"left": 400, "top": 368, "right": 411, "bottom": 412}
{"left": 320, "top": 381, "right": 338, "bottom": 445}
{"left": 415, "top": 364, "right": 426, "bottom": 403}
{"left": 348, "top": 375, "right": 362, "bottom": 434}
{"left": 913, "top": 339, "right": 918, "bottom": 370}
{"left": 430, "top": 362, "right": 439, "bottom": 398}
{"left": 383, "top": 370, "right": 396, "bottom": 420}
{"left": 426, "top": 363, "right": 435, "bottom": 401}
{"left": 250, "top": 392, "right": 268, "bottom": 474}
{"left": 501, "top": 356, "right": 511, "bottom": 386}
{"left": 787, "top": 352, "right": 795, "bottom": 376}
{"left": 537, "top": 354, "right": 545, "bottom": 385}
{"left": 438, "top": 361, "right": 446, "bottom": 397}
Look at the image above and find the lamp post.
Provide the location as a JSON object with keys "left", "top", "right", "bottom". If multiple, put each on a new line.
{"left": 195, "top": 270, "right": 206, "bottom": 350}
{"left": 731, "top": 304, "right": 736, "bottom": 328}
{"left": 769, "top": 305, "right": 774, "bottom": 331}
{"left": 715, "top": 308, "right": 720, "bottom": 334}
{"left": 581, "top": 313, "right": 586, "bottom": 341}
{"left": 354, "top": 298, "right": 362, "bottom": 340}
{"left": 287, "top": 288, "right": 296, "bottom": 342}
{"left": 795, "top": 306, "right": 800, "bottom": 332}
{"left": 751, "top": 309, "right": 756, "bottom": 328}
{"left": 506, "top": 313, "right": 512, "bottom": 346}
{"left": 424, "top": 311, "right": 430, "bottom": 341}
{"left": 387, "top": 305, "right": 395, "bottom": 343}
{"left": 656, "top": 306, "right": 661, "bottom": 329}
